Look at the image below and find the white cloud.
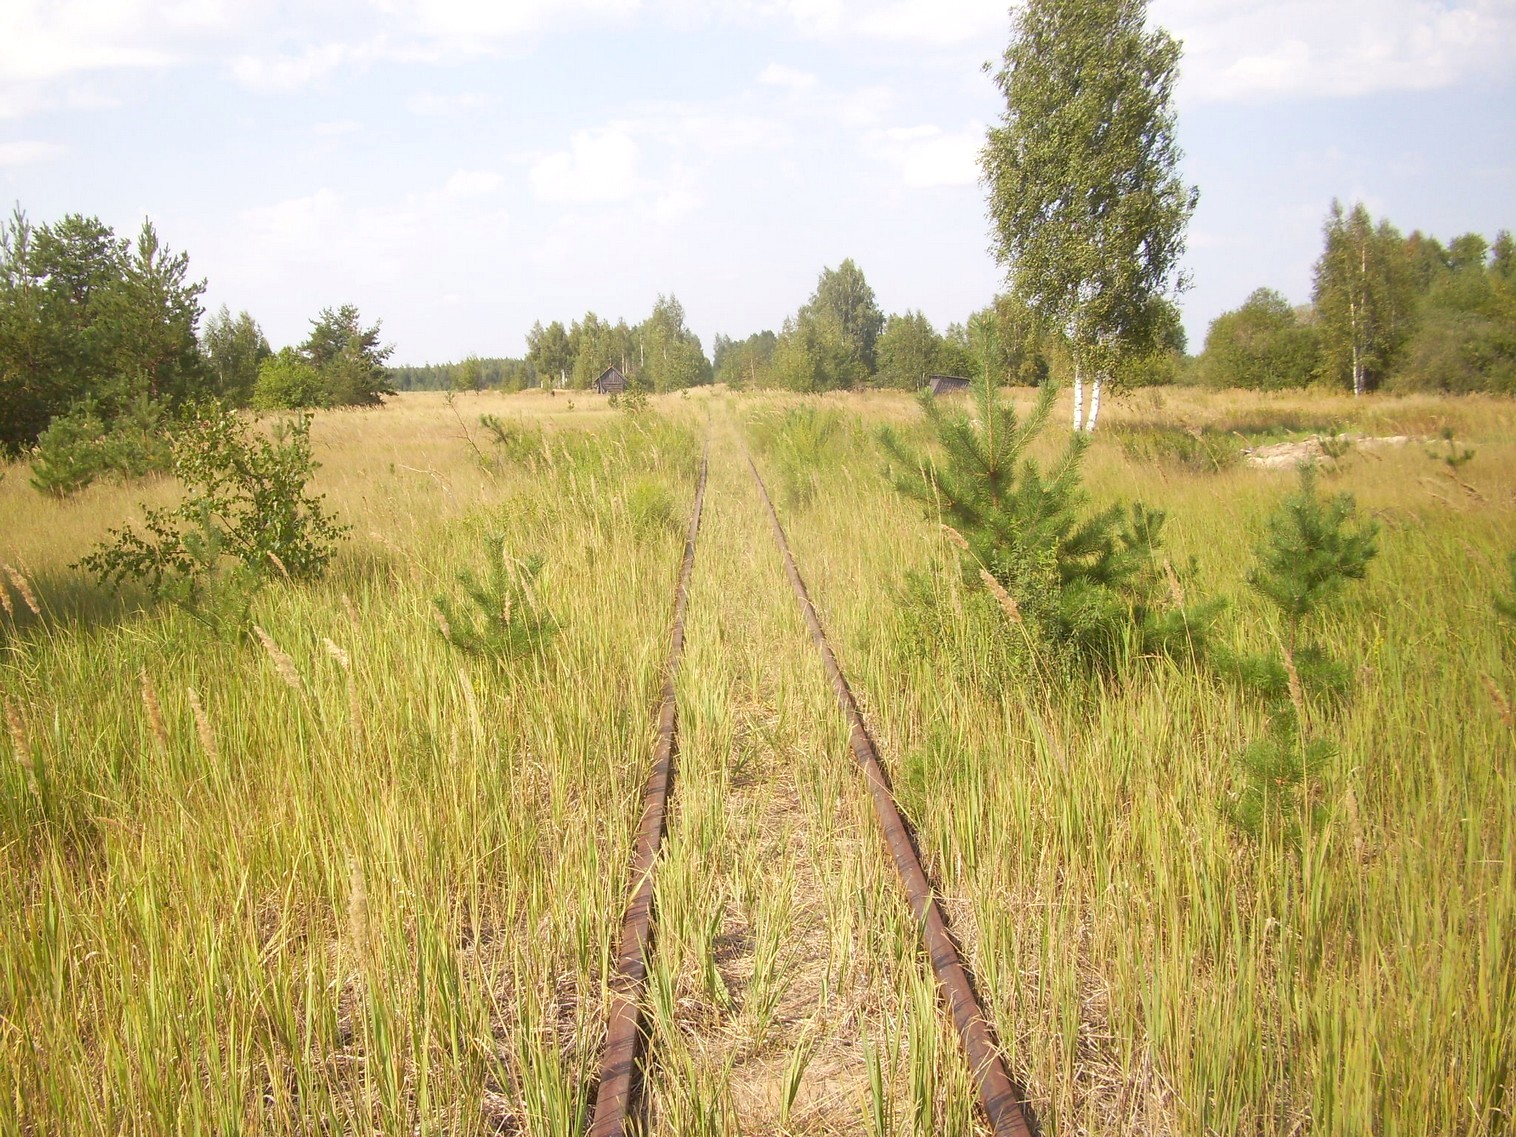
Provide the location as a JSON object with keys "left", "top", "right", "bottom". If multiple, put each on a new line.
{"left": 406, "top": 90, "right": 498, "bottom": 115}
{"left": 854, "top": 0, "right": 1004, "bottom": 47}
{"left": 230, "top": 40, "right": 384, "bottom": 93}
{"left": 367, "top": 0, "right": 641, "bottom": 46}
{"left": 230, "top": 171, "right": 511, "bottom": 309}
{"left": 530, "top": 128, "right": 645, "bottom": 204}
{"left": 1152, "top": 0, "right": 1516, "bottom": 102}
{"left": 867, "top": 122, "right": 983, "bottom": 187}
{"left": 758, "top": 62, "right": 819, "bottom": 92}
{"left": 443, "top": 169, "right": 506, "bottom": 197}
{"left": 0, "top": 140, "right": 69, "bottom": 166}
{"left": 312, "top": 118, "right": 361, "bottom": 136}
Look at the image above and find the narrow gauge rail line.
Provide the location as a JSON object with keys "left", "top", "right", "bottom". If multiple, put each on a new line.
{"left": 588, "top": 443, "right": 709, "bottom": 1137}
{"left": 748, "top": 455, "right": 1036, "bottom": 1137}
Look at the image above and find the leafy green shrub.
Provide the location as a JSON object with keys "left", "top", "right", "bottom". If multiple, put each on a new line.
{"left": 29, "top": 396, "right": 173, "bottom": 496}
{"left": 252, "top": 348, "right": 326, "bottom": 410}
{"left": 79, "top": 408, "right": 347, "bottom": 627}
{"left": 1222, "top": 465, "right": 1379, "bottom": 844}
{"left": 433, "top": 545, "right": 555, "bottom": 662}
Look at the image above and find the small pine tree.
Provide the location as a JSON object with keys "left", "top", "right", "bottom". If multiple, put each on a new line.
{"left": 882, "top": 322, "right": 1212, "bottom": 673}
{"left": 1225, "top": 464, "right": 1378, "bottom": 844}
{"left": 433, "top": 545, "right": 555, "bottom": 663}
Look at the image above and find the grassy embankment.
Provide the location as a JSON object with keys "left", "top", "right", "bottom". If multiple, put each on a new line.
{"left": 2, "top": 385, "right": 1512, "bottom": 1135}
{"left": 750, "top": 385, "right": 1514, "bottom": 1135}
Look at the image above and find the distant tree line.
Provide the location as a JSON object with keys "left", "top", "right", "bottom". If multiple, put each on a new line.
{"left": 524, "top": 294, "right": 712, "bottom": 392}
{"left": 1197, "top": 202, "right": 1516, "bottom": 394}
{"left": 391, "top": 357, "right": 534, "bottom": 393}
{"left": 710, "top": 258, "right": 1186, "bottom": 394}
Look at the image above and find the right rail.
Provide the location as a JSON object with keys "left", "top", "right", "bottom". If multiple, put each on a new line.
{"left": 748, "top": 454, "right": 1036, "bottom": 1137}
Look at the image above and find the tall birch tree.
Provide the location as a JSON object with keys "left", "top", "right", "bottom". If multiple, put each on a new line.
{"left": 981, "top": 0, "right": 1196, "bottom": 431}
{"left": 1312, "top": 201, "right": 1415, "bottom": 395}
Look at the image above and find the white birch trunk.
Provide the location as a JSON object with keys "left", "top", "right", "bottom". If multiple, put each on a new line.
{"left": 1072, "top": 360, "right": 1085, "bottom": 431}
{"left": 1086, "top": 374, "right": 1103, "bottom": 432}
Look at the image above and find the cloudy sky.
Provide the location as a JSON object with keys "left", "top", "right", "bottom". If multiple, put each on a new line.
{"left": 2, "top": 0, "right": 1513, "bottom": 364}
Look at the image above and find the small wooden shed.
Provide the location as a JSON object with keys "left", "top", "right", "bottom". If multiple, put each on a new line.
{"left": 927, "top": 374, "right": 972, "bottom": 396}
{"left": 594, "top": 366, "right": 628, "bottom": 395}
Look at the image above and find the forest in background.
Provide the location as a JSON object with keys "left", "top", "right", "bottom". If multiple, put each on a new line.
{"left": 2, "top": 196, "right": 1513, "bottom": 491}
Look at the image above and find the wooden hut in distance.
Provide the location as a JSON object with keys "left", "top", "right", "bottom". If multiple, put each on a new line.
{"left": 594, "top": 366, "right": 628, "bottom": 394}
{"left": 927, "top": 374, "right": 971, "bottom": 396}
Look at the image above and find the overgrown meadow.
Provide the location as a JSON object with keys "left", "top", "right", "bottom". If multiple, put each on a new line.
{"left": 1, "top": 386, "right": 1511, "bottom": 1135}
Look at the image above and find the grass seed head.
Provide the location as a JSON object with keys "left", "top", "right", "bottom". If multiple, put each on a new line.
{"left": 978, "top": 568, "right": 1021, "bottom": 624}
{"left": 323, "top": 638, "right": 351, "bottom": 670}
{"left": 140, "top": 669, "right": 169, "bottom": 751}
{"left": 253, "top": 625, "right": 305, "bottom": 693}
{"left": 347, "top": 855, "right": 371, "bottom": 968}
{"left": 2, "top": 563, "right": 40, "bottom": 618}
{"left": 1482, "top": 673, "right": 1514, "bottom": 730}
{"left": 4, "top": 697, "right": 31, "bottom": 771}
{"left": 941, "top": 525, "right": 970, "bottom": 551}
{"left": 186, "top": 686, "right": 219, "bottom": 764}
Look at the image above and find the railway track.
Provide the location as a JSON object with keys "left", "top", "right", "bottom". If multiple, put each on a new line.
{"left": 587, "top": 445, "right": 1034, "bottom": 1136}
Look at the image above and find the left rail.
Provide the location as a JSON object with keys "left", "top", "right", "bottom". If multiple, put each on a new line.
{"left": 587, "top": 442, "right": 709, "bottom": 1137}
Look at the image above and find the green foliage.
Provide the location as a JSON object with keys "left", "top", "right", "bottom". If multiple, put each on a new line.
{"left": 618, "top": 377, "right": 651, "bottom": 415}
{"left": 982, "top": 0, "right": 1197, "bottom": 385}
{"left": 771, "top": 260, "right": 884, "bottom": 391}
{"left": 1495, "top": 552, "right": 1516, "bottom": 626}
{"left": 712, "top": 330, "right": 777, "bottom": 388}
{"left": 1427, "top": 427, "right": 1475, "bottom": 474}
{"left": 301, "top": 304, "right": 394, "bottom": 406}
{"left": 625, "top": 476, "right": 676, "bottom": 537}
{"left": 451, "top": 354, "right": 485, "bottom": 394}
{"left": 433, "top": 547, "right": 555, "bottom": 663}
{"left": 391, "top": 356, "right": 533, "bottom": 392}
{"left": 78, "top": 408, "right": 347, "bottom": 627}
{"left": 749, "top": 404, "right": 847, "bottom": 508}
{"left": 0, "top": 207, "right": 207, "bottom": 450}
{"left": 1112, "top": 424, "right": 1241, "bottom": 473}
{"left": 1246, "top": 465, "right": 1379, "bottom": 633}
{"left": 201, "top": 305, "right": 271, "bottom": 406}
{"left": 28, "top": 396, "right": 172, "bottom": 495}
{"left": 1313, "top": 201, "right": 1417, "bottom": 394}
{"left": 252, "top": 347, "right": 325, "bottom": 410}
{"left": 1199, "top": 288, "right": 1321, "bottom": 390}
{"left": 1223, "top": 466, "right": 1379, "bottom": 845}
{"left": 479, "top": 414, "right": 544, "bottom": 462}
{"left": 882, "top": 339, "right": 1211, "bottom": 673}
{"left": 525, "top": 319, "right": 573, "bottom": 388}
{"left": 1225, "top": 716, "right": 1334, "bottom": 847}
{"left": 960, "top": 293, "right": 1051, "bottom": 387}
{"left": 875, "top": 310, "right": 942, "bottom": 390}
{"left": 638, "top": 294, "right": 711, "bottom": 391}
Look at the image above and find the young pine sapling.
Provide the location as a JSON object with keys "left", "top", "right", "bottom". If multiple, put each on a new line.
{"left": 1225, "top": 464, "right": 1378, "bottom": 844}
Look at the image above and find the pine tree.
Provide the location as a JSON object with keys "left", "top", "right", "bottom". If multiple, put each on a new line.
{"left": 882, "top": 321, "right": 1208, "bottom": 672}
{"left": 1225, "top": 465, "right": 1379, "bottom": 844}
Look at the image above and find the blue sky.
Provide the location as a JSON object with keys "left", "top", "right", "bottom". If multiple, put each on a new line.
{"left": 2, "top": 0, "right": 1513, "bottom": 365}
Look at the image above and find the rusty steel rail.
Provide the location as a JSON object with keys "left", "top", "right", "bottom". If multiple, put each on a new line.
{"left": 588, "top": 444, "right": 709, "bottom": 1137}
{"left": 748, "top": 455, "right": 1036, "bottom": 1137}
